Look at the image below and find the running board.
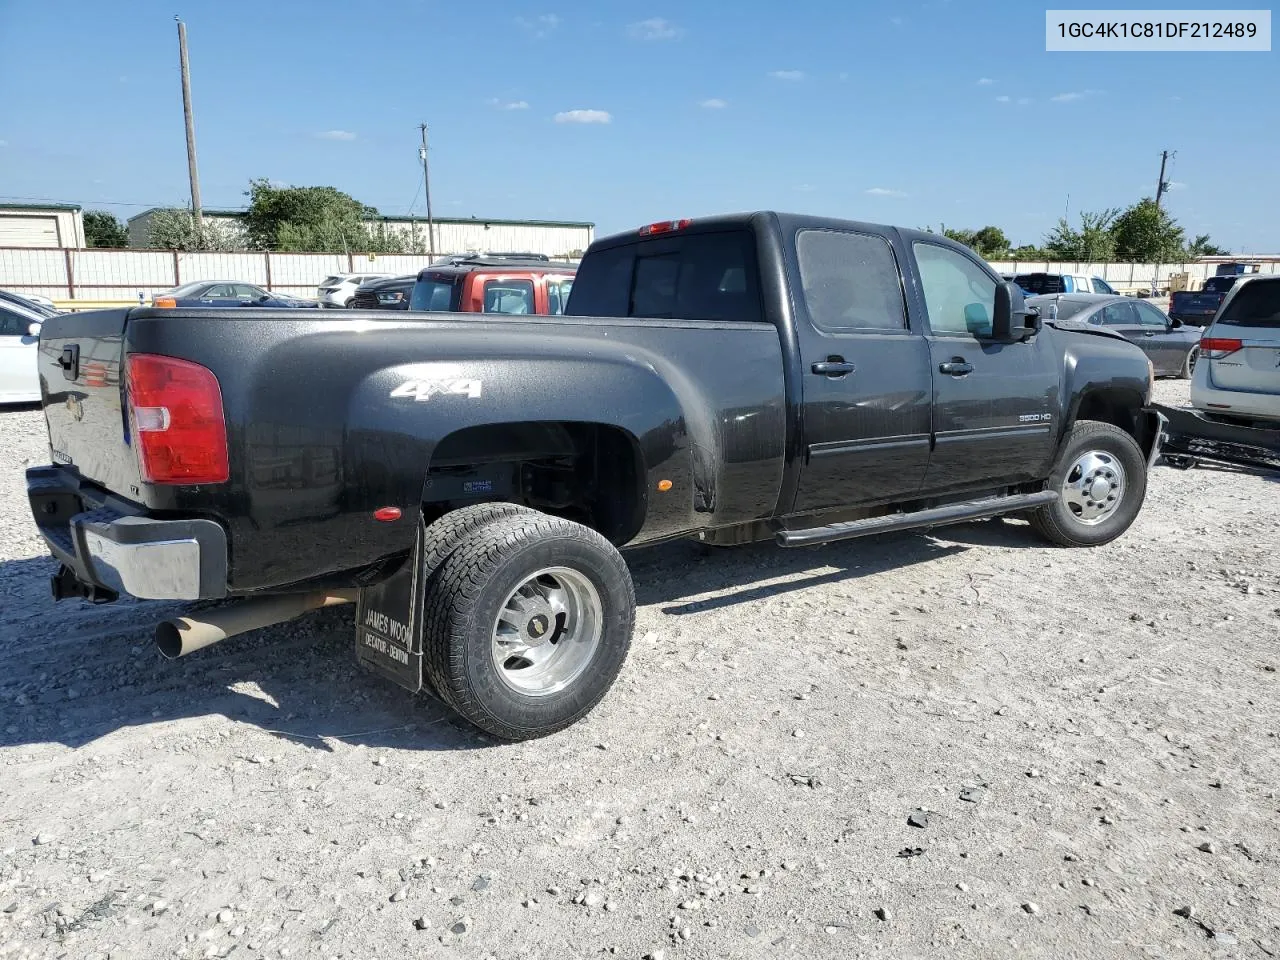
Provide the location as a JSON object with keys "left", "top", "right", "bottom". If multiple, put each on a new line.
{"left": 776, "top": 490, "right": 1058, "bottom": 548}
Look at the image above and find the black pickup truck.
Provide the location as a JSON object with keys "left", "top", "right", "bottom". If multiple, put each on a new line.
{"left": 26, "top": 212, "right": 1164, "bottom": 740}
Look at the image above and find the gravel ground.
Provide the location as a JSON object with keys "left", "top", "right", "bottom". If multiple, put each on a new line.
{"left": 1, "top": 381, "right": 1278, "bottom": 960}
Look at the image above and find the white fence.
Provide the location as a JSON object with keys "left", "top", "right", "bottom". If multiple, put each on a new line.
{"left": 0, "top": 247, "right": 580, "bottom": 303}
{"left": 2, "top": 246, "right": 1277, "bottom": 304}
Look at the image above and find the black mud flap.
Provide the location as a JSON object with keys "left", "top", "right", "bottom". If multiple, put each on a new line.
{"left": 355, "top": 522, "right": 426, "bottom": 694}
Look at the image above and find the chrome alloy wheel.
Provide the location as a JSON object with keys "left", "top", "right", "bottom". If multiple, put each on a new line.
{"left": 1061, "top": 450, "right": 1127, "bottom": 525}
{"left": 491, "top": 567, "right": 602, "bottom": 696}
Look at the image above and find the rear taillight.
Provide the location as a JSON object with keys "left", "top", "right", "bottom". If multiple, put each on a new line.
{"left": 1200, "top": 337, "right": 1243, "bottom": 358}
{"left": 639, "top": 219, "right": 692, "bottom": 236}
{"left": 126, "top": 354, "right": 229, "bottom": 484}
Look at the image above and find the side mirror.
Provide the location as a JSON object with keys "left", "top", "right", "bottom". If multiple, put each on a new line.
{"left": 991, "top": 281, "right": 1038, "bottom": 342}
{"left": 27, "top": 321, "right": 43, "bottom": 337}
{"left": 1170, "top": 317, "right": 1183, "bottom": 329}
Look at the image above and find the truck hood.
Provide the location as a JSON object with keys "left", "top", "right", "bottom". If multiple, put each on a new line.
{"left": 1043, "top": 318, "right": 1131, "bottom": 343}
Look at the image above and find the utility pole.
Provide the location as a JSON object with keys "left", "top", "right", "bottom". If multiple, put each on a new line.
{"left": 418, "top": 124, "right": 436, "bottom": 259}
{"left": 175, "top": 16, "right": 203, "bottom": 242}
{"left": 1155, "top": 150, "right": 1175, "bottom": 208}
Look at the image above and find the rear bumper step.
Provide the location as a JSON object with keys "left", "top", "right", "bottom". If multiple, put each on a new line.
{"left": 1154, "top": 403, "right": 1280, "bottom": 471}
{"left": 27, "top": 466, "right": 228, "bottom": 601}
{"left": 776, "top": 490, "right": 1059, "bottom": 548}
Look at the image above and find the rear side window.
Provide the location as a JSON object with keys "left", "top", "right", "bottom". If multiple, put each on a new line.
{"left": 0, "top": 307, "right": 29, "bottom": 337}
{"left": 1217, "top": 280, "right": 1280, "bottom": 328}
{"left": 483, "top": 279, "right": 535, "bottom": 314}
{"left": 410, "top": 275, "right": 460, "bottom": 311}
{"left": 796, "top": 229, "right": 906, "bottom": 332}
{"left": 1091, "top": 278, "right": 1116, "bottom": 294}
{"left": 1203, "top": 276, "right": 1237, "bottom": 293}
{"left": 566, "top": 230, "right": 761, "bottom": 323}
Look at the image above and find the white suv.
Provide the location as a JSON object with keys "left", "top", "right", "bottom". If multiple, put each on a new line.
{"left": 1191, "top": 275, "right": 1280, "bottom": 422}
{"left": 316, "top": 273, "right": 393, "bottom": 308}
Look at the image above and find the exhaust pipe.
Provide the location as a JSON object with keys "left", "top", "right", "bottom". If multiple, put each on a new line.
{"left": 155, "top": 590, "right": 357, "bottom": 659}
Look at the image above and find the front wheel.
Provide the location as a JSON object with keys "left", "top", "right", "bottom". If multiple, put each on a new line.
{"left": 1030, "top": 420, "right": 1147, "bottom": 547}
{"left": 422, "top": 513, "right": 635, "bottom": 741}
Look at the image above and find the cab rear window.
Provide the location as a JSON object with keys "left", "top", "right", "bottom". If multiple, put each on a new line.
{"left": 566, "top": 230, "right": 762, "bottom": 323}
{"left": 1217, "top": 280, "right": 1280, "bottom": 328}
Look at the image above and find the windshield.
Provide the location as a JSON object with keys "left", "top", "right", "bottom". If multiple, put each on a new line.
{"left": 409, "top": 275, "right": 461, "bottom": 312}
{"left": 1217, "top": 280, "right": 1280, "bottom": 328}
{"left": 160, "top": 281, "right": 213, "bottom": 298}
{"left": 0, "top": 292, "right": 57, "bottom": 318}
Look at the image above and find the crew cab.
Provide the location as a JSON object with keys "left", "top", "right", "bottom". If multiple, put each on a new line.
{"left": 1014, "top": 272, "right": 1118, "bottom": 297}
{"left": 26, "top": 212, "right": 1162, "bottom": 741}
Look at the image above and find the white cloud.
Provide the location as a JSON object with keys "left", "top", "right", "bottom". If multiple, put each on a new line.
{"left": 489, "top": 99, "right": 529, "bottom": 110}
{"left": 890, "top": 16, "right": 904, "bottom": 25}
{"left": 795, "top": 184, "right": 817, "bottom": 193}
{"left": 1017, "top": 97, "right": 1032, "bottom": 105}
{"left": 699, "top": 98, "right": 727, "bottom": 109}
{"left": 1051, "top": 89, "right": 1103, "bottom": 102}
{"left": 628, "top": 17, "right": 683, "bottom": 40}
{"left": 1167, "top": 181, "right": 1188, "bottom": 191}
{"left": 516, "top": 13, "right": 560, "bottom": 37}
{"left": 866, "top": 187, "right": 907, "bottom": 198}
{"left": 0, "top": 139, "right": 7, "bottom": 147}
{"left": 316, "top": 129, "right": 356, "bottom": 141}
{"left": 995, "top": 95, "right": 1011, "bottom": 103}
{"left": 977, "top": 77, "right": 993, "bottom": 85}
{"left": 768, "top": 70, "right": 805, "bottom": 81}
{"left": 838, "top": 72, "right": 849, "bottom": 81}
{"left": 554, "top": 109, "right": 612, "bottom": 124}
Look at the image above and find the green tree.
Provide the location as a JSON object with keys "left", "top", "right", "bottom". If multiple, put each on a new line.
{"left": 1183, "top": 234, "right": 1229, "bottom": 258}
{"left": 83, "top": 210, "right": 129, "bottom": 248}
{"left": 971, "top": 226, "right": 1010, "bottom": 258}
{"left": 1110, "top": 198, "right": 1184, "bottom": 262}
{"left": 1043, "top": 209, "right": 1119, "bottom": 261}
{"left": 142, "top": 208, "right": 245, "bottom": 251}
{"left": 1009, "top": 244, "right": 1048, "bottom": 260}
{"left": 242, "top": 179, "right": 412, "bottom": 253}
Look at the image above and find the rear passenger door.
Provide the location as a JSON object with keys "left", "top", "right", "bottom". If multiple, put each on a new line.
{"left": 790, "top": 228, "right": 932, "bottom": 513}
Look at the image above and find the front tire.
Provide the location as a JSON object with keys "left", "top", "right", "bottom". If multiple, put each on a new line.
{"left": 1030, "top": 419, "right": 1147, "bottom": 547}
{"left": 422, "top": 513, "right": 635, "bottom": 741}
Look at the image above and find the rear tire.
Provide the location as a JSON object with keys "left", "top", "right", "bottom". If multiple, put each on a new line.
{"left": 422, "top": 513, "right": 634, "bottom": 741}
{"left": 1030, "top": 419, "right": 1147, "bottom": 547}
{"left": 1180, "top": 346, "right": 1198, "bottom": 380}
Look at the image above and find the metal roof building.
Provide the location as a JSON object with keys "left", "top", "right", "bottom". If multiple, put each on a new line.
{"left": 0, "top": 203, "right": 86, "bottom": 248}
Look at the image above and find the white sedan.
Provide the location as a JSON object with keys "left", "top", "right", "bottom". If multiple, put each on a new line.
{"left": 0, "top": 299, "right": 43, "bottom": 404}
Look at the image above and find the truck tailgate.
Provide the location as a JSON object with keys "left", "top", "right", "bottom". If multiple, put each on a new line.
{"left": 37, "top": 309, "right": 145, "bottom": 498}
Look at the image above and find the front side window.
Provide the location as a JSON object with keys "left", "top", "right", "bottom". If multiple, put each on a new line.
{"left": 483, "top": 279, "right": 535, "bottom": 314}
{"left": 1134, "top": 301, "right": 1170, "bottom": 327}
{"left": 0, "top": 308, "right": 28, "bottom": 337}
{"left": 913, "top": 243, "right": 996, "bottom": 338}
{"left": 796, "top": 229, "right": 907, "bottom": 333}
{"left": 547, "top": 278, "right": 574, "bottom": 315}
{"left": 1092, "top": 278, "right": 1117, "bottom": 294}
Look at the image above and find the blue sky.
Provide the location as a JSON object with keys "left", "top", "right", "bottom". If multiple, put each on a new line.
{"left": 1, "top": 0, "right": 1276, "bottom": 251}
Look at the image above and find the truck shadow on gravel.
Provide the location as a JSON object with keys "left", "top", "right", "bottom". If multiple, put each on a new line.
{"left": 0, "top": 522, "right": 1032, "bottom": 754}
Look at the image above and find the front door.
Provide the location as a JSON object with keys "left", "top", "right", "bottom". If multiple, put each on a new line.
{"left": 911, "top": 241, "right": 1058, "bottom": 494}
{"left": 0, "top": 307, "right": 40, "bottom": 401}
{"left": 791, "top": 227, "right": 932, "bottom": 514}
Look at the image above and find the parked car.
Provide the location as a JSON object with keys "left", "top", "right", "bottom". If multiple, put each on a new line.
{"left": 0, "top": 298, "right": 44, "bottom": 404}
{"left": 0, "top": 289, "right": 60, "bottom": 318}
{"left": 1028, "top": 293, "right": 1202, "bottom": 378}
{"left": 1016, "top": 272, "right": 1119, "bottom": 296}
{"left": 1168, "top": 274, "right": 1252, "bottom": 327}
{"left": 316, "top": 273, "right": 393, "bottom": 308}
{"left": 1190, "top": 275, "right": 1280, "bottom": 422}
{"left": 348, "top": 275, "right": 416, "bottom": 310}
{"left": 152, "top": 281, "right": 320, "bottom": 309}
{"left": 409, "top": 255, "right": 576, "bottom": 315}
{"left": 27, "top": 211, "right": 1162, "bottom": 741}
